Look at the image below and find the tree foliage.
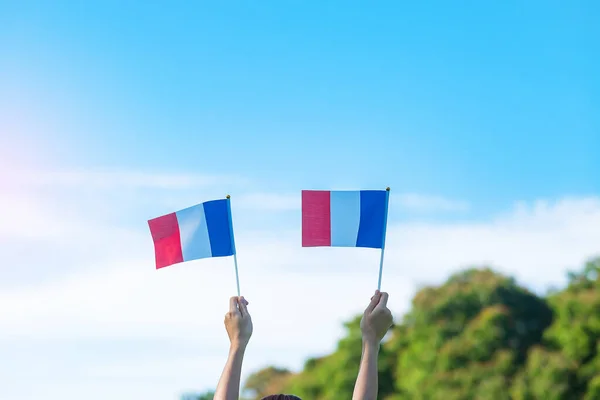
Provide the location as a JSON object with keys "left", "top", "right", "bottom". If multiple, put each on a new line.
{"left": 181, "top": 391, "right": 214, "bottom": 400}
{"left": 244, "top": 366, "right": 294, "bottom": 399}
{"left": 389, "top": 268, "right": 553, "bottom": 399}
{"left": 197, "top": 257, "right": 600, "bottom": 400}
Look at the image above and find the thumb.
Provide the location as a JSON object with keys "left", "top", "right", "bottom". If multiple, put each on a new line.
{"left": 374, "top": 292, "right": 389, "bottom": 310}
{"left": 239, "top": 296, "right": 249, "bottom": 316}
{"left": 229, "top": 296, "right": 240, "bottom": 314}
{"left": 365, "top": 291, "right": 381, "bottom": 314}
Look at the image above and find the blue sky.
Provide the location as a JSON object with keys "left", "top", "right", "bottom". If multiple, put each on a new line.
{"left": 3, "top": 1, "right": 599, "bottom": 206}
{"left": 1, "top": 1, "right": 599, "bottom": 399}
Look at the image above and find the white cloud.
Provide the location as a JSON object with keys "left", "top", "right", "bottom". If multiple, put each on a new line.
{"left": 3, "top": 168, "right": 240, "bottom": 190}
{"left": 0, "top": 166, "right": 243, "bottom": 243}
{"left": 233, "top": 191, "right": 469, "bottom": 214}
{"left": 0, "top": 193, "right": 73, "bottom": 240}
{"left": 1, "top": 185, "right": 599, "bottom": 400}
{"left": 236, "top": 193, "right": 300, "bottom": 211}
{"left": 388, "top": 197, "right": 600, "bottom": 290}
{"left": 393, "top": 193, "right": 470, "bottom": 213}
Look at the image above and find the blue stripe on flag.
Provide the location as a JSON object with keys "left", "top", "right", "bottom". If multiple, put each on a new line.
{"left": 356, "top": 190, "right": 387, "bottom": 249}
{"left": 176, "top": 204, "right": 213, "bottom": 261}
{"left": 204, "top": 199, "right": 235, "bottom": 257}
{"left": 330, "top": 191, "right": 361, "bottom": 247}
{"left": 226, "top": 198, "right": 237, "bottom": 255}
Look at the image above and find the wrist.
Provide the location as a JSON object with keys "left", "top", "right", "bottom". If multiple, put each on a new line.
{"left": 229, "top": 341, "right": 248, "bottom": 352}
{"left": 362, "top": 336, "right": 380, "bottom": 350}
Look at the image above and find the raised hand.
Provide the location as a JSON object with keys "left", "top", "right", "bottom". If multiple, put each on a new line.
{"left": 215, "top": 296, "right": 253, "bottom": 400}
{"left": 224, "top": 296, "right": 253, "bottom": 348}
{"left": 360, "top": 290, "right": 393, "bottom": 344}
{"left": 353, "top": 291, "right": 394, "bottom": 400}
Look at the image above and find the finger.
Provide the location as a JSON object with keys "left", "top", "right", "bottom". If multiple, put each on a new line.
{"left": 241, "top": 297, "right": 249, "bottom": 306}
{"left": 365, "top": 291, "right": 381, "bottom": 313}
{"left": 375, "top": 292, "right": 389, "bottom": 309}
{"left": 229, "top": 296, "right": 240, "bottom": 314}
{"left": 370, "top": 290, "right": 380, "bottom": 301}
{"left": 239, "top": 296, "right": 249, "bottom": 317}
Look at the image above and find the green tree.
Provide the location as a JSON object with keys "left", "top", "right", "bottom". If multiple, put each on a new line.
{"left": 535, "top": 257, "right": 600, "bottom": 398}
{"left": 243, "top": 366, "right": 294, "bottom": 399}
{"left": 510, "top": 346, "right": 576, "bottom": 400}
{"left": 390, "top": 268, "right": 552, "bottom": 399}
{"left": 181, "top": 391, "right": 214, "bottom": 400}
{"left": 197, "top": 392, "right": 215, "bottom": 400}
{"left": 232, "top": 261, "right": 600, "bottom": 400}
{"left": 283, "top": 316, "right": 395, "bottom": 400}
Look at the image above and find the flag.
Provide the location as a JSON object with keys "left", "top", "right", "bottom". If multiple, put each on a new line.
{"left": 302, "top": 190, "right": 389, "bottom": 248}
{"left": 148, "top": 199, "right": 235, "bottom": 269}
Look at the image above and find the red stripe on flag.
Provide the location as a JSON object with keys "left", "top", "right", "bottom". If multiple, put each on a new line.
{"left": 148, "top": 212, "right": 184, "bottom": 269}
{"left": 302, "top": 190, "right": 331, "bottom": 247}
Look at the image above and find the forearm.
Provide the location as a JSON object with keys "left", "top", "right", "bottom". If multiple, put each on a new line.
{"left": 214, "top": 344, "right": 247, "bottom": 400}
{"left": 352, "top": 339, "right": 380, "bottom": 400}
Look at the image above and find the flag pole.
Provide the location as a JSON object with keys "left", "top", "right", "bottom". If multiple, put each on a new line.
{"left": 226, "top": 195, "right": 241, "bottom": 297}
{"left": 377, "top": 187, "right": 391, "bottom": 291}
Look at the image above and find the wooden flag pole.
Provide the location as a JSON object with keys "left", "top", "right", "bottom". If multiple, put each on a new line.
{"left": 377, "top": 187, "right": 391, "bottom": 291}
{"left": 226, "top": 195, "right": 241, "bottom": 297}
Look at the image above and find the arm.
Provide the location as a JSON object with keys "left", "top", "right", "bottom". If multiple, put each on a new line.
{"left": 352, "top": 291, "right": 393, "bottom": 400}
{"left": 353, "top": 339, "right": 380, "bottom": 400}
{"left": 214, "top": 296, "right": 253, "bottom": 400}
{"left": 214, "top": 343, "right": 247, "bottom": 400}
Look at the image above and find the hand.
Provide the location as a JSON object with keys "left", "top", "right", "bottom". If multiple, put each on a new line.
{"left": 224, "top": 296, "right": 253, "bottom": 348}
{"left": 360, "top": 290, "right": 393, "bottom": 344}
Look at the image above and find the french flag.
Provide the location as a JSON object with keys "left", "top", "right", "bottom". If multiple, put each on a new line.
{"left": 302, "top": 190, "right": 389, "bottom": 249}
{"left": 148, "top": 199, "right": 236, "bottom": 269}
